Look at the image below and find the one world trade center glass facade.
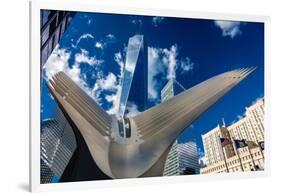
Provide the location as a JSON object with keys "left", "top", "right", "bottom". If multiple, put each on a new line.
{"left": 117, "top": 35, "right": 148, "bottom": 118}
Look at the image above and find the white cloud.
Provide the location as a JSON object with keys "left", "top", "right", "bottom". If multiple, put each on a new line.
{"left": 180, "top": 57, "right": 194, "bottom": 73}
{"left": 104, "top": 89, "right": 121, "bottom": 115}
{"left": 214, "top": 20, "right": 242, "bottom": 38}
{"left": 152, "top": 16, "right": 164, "bottom": 26}
{"left": 92, "top": 71, "right": 123, "bottom": 115}
{"left": 95, "top": 73, "right": 118, "bottom": 91}
{"left": 148, "top": 47, "right": 165, "bottom": 100}
{"left": 93, "top": 34, "right": 116, "bottom": 50}
{"left": 74, "top": 49, "right": 103, "bottom": 66}
{"left": 64, "top": 49, "right": 103, "bottom": 91}
{"left": 72, "top": 33, "right": 94, "bottom": 48}
{"left": 44, "top": 45, "right": 93, "bottom": 98}
{"left": 163, "top": 45, "right": 178, "bottom": 80}
{"left": 100, "top": 51, "right": 127, "bottom": 115}
{"left": 43, "top": 45, "right": 70, "bottom": 79}
{"left": 114, "top": 52, "right": 124, "bottom": 68}
{"left": 45, "top": 41, "right": 195, "bottom": 116}
{"left": 87, "top": 18, "right": 93, "bottom": 25}
{"left": 148, "top": 45, "right": 176, "bottom": 100}
{"left": 125, "top": 102, "right": 140, "bottom": 117}
{"left": 147, "top": 45, "right": 195, "bottom": 101}
{"left": 44, "top": 44, "right": 126, "bottom": 115}
{"left": 130, "top": 17, "right": 142, "bottom": 26}
{"left": 106, "top": 34, "right": 116, "bottom": 42}
{"left": 104, "top": 34, "right": 117, "bottom": 46}
{"left": 114, "top": 52, "right": 125, "bottom": 79}
{"left": 95, "top": 42, "right": 103, "bottom": 49}
{"left": 104, "top": 51, "right": 127, "bottom": 115}
{"left": 67, "top": 62, "right": 81, "bottom": 83}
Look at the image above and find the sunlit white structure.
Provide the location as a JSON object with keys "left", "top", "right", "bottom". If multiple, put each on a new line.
{"left": 48, "top": 67, "right": 255, "bottom": 178}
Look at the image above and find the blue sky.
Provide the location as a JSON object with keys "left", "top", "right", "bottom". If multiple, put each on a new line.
{"left": 41, "top": 11, "right": 264, "bottom": 154}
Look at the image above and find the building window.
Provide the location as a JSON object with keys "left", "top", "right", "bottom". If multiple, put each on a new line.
{"left": 41, "top": 25, "right": 50, "bottom": 46}
{"left": 41, "top": 44, "right": 48, "bottom": 66}
{"left": 49, "top": 16, "right": 57, "bottom": 36}
{"left": 41, "top": 10, "right": 50, "bottom": 27}
{"left": 58, "top": 11, "right": 64, "bottom": 22}
{"left": 54, "top": 27, "right": 61, "bottom": 47}
{"left": 60, "top": 18, "right": 66, "bottom": 38}
{"left": 48, "top": 36, "right": 54, "bottom": 56}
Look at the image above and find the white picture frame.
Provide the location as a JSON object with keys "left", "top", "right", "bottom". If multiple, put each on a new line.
{"left": 29, "top": 0, "right": 270, "bottom": 192}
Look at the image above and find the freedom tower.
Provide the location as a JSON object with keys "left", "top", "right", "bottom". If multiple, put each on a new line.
{"left": 118, "top": 35, "right": 148, "bottom": 117}
{"left": 47, "top": 34, "right": 256, "bottom": 180}
{"left": 116, "top": 35, "right": 148, "bottom": 138}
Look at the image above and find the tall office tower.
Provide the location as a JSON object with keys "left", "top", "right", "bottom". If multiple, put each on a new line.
{"left": 163, "top": 140, "right": 199, "bottom": 176}
{"left": 118, "top": 34, "right": 148, "bottom": 118}
{"left": 40, "top": 111, "right": 77, "bottom": 183}
{"left": 228, "top": 98, "right": 264, "bottom": 143}
{"left": 41, "top": 10, "right": 75, "bottom": 68}
{"left": 163, "top": 142, "right": 178, "bottom": 176}
{"left": 161, "top": 78, "right": 186, "bottom": 102}
{"left": 202, "top": 124, "right": 236, "bottom": 166}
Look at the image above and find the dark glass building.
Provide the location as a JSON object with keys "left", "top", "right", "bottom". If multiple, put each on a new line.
{"left": 40, "top": 10, "right": 75, "bottom": 68}
{"left": 40, "top": 112, "right": 77, "bottom": 183}
{"left": 40, "top": 11, "right": 76, "bottom": 182}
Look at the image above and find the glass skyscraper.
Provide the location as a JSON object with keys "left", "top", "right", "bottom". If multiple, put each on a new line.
{"left": 163, "top": 140, "right": 199, "bottom": 176}
{"left": 118, "top": 34, "right": 148, "bottom": 117}
{"left": 40, "top": 111, "right": 77, "bottom": 183}
{"left": 161, "top": 78, "right": 199, "bottom": 175}
{"left": 117, "top": 35, "right": 148, "bottom": 138}
{"left": 41, "top": 10, "right": 75, "bottom": 68}
{"left": 161, "top": 78, "right": 186, "bottom": 103}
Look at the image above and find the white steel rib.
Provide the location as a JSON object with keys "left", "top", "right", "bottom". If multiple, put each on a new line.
{"left": 48, "top": 67, "right": 255, "bottom": 178}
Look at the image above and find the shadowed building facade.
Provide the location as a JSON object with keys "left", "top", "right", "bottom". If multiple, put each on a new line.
{"left": 41, "top": 10, "right": 75, "bottom": 67}
{"left": 40, "top": 111, "right": 77, "bottom": 183}
{"left": 48, "top": 67, "right": 255, "bottom": 179}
